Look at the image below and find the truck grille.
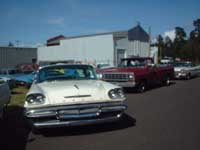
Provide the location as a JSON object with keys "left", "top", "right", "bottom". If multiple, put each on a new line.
{"left": 102, "top": 72, "right": 134, "bottom": 82}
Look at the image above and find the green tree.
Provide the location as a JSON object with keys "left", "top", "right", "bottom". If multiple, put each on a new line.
{"left": 163, "top": 36, "right": 173, "bottom": 57}
{"left": 8, "top": 41, "right": 14, "bottom": 47}
{"left": 173, "top": 27, "right": 187, "bottom": 59}
{"left": 189, "top": 18, "right": 200, "bottom": 63}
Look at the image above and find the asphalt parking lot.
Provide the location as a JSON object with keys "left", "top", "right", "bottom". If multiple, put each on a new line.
{"left": 0, "top": 78, "right": 200, "bottom": 150}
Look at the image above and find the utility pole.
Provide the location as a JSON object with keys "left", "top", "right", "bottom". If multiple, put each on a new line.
{"left": 16, "top": 40, "right": 19, "bottom": 47}
{"left": 148, "top": 26, "right": 151, "bottom": 57}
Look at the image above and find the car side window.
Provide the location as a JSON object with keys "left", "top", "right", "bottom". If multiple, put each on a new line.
{"left": 0, "top": 70, "right": 7, "bottom": 75}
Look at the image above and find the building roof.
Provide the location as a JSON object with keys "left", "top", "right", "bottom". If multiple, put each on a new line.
{"left": 47, "top": 35, "right": 65, "bottom": 43}
{"left": 128, "top": 25, "right": 149, "bottom": 42}
{"left": 46, "top": 25, "right": 149, "bottom": 44}
{"left": 64, "top": 31, "right": 128, "bottom": 40}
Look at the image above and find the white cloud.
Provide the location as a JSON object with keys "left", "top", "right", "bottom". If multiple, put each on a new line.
{"left": 164, "top": 30, "right": 175, "bottom": 41}
{"left": 47, "top": 17, "right": 65, "bottom": 25}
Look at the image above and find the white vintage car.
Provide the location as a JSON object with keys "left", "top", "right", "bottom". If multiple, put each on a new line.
{"left": 174, "top": 61, "right": 200, "bottom": 79}
{"left": 24, "top": 64, "right": 127, "bottom": 129}
{"left": 0, "top": 78, "right": 11, "bottom": 120}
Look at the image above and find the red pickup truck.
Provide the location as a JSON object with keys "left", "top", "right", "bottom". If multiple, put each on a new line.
{"left": 97, "top": 57, "right": 174, "bottom": 92}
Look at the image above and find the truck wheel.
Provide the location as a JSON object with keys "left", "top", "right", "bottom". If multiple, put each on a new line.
{"left": 137, "top": 80, "right": 147, "bottom": 93}
{"left": 163, "top": 76, "right": 170, "bottom": 86}
{"left": 32, "top": 127, "right": 41, "bottom": 134}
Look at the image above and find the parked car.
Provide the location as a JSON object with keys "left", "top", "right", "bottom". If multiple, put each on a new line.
{"left": 0, "top": 68, "right": 22, "bottom": 89}
{"left": 174, "top": 61, "right": 200, "bottom": 79}
{"left": 24, "top": 64, "right": 127, "bottom": 130}
{"left": 0, "top": 76, "right": 16, "bottom": 89}
{"left": 0, "top": 68, "right": 22, "bottom": 83}
{"left": 97, "top": 57, "right": 174, "bottom": 93}
{"left": 15, "top": 71, "right": 36, "bottom": 88}
{"left": 0, "top": 78, "right": 11, "bottom": 120}
{"left": 0, "top": 68, "right": 35, "bottom": 88}
{"left": 161, "top": 56, "right": 174, "bottom": 64}
{"left": 96, "top": 63, "right": 114, "bottom": 69}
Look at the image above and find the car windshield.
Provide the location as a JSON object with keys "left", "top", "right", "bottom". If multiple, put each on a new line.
{"left": 8, "top": 69, "right": 21, "bottom": 75}
{"left": 38, "top": 65, "right": 97, "bottom": 83}
{"left": 174, "top": 62, "right": 192, "bottom": 67}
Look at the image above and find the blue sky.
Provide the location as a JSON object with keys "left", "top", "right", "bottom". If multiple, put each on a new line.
{"left": 0, "top": 0, "right": 199, "bottom": 47}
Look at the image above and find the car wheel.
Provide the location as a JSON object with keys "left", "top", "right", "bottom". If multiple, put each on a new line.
{"left": 186, "top": 73, "right": 191, "bottom": 80}
{"left": 137, "top": 80, "right": 147, "bottom": 93}
{"left": 0, "top": 105, "right": 6, "bottom": 121}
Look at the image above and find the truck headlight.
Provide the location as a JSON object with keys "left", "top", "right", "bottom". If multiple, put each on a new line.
{"left": 97, "top": 73, "right": 103, "bottom": 79}
{"left": 26, "top": 94, "right": 45, "bottom": 105}
{"left": 108, "top": 88, "right": 125, "bottom": 99}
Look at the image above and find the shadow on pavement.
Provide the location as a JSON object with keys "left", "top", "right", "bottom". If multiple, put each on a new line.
{"left": 11, "top": 91, "right": 24, "bottom": 94}
{"left": 0, "top": 105, "right": 31, "bottom": 150}
{"left": 40, "top": 114, "right": 136, "bottom": 137}
{"left": 0, "top": 106, "right": 136, "bottom": 147}
{"left": 124, "top": 81, "right": 176, "bottom": 94}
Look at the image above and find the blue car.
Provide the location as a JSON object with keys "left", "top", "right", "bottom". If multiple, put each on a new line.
{"left": 0, "top": 68, "right": 35, "bottom": 88}
{"left": 15, "top": 72, "right": 36, "bottom": 87}
{"left": 0, "top": 68, "right": 23, "bottom": 89}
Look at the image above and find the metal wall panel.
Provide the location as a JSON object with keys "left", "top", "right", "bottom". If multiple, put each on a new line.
{"left": 0, "top": 47, "right": 37, "bottom": 68}
{"left": 116, "top": 38, "right": 149, "bottom": 58}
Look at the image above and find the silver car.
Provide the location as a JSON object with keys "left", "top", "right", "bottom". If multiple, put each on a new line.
{"left": 0, "top": 78, "right": 11, "bottom": 120}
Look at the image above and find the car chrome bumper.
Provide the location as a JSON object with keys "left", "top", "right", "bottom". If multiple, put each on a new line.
{"left": 24, "top": 102, "right": 127, "bottom": 128}
{"left": 175, "top": 72, "right": 187, "bottom": 78}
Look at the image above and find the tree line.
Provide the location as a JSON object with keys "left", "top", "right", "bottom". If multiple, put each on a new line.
{"left": 155, "top": 18, "right": 200, "bottom": 63}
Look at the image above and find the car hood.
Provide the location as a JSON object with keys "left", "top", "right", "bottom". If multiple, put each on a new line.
{"left": 15, "top": 74, "right": 34, "bottom": 83}
{"left": 26, "top": 80, "right": 119, "bottom": 107}
{"left": 174, "top": 67, "right": 189, "bottom": 72}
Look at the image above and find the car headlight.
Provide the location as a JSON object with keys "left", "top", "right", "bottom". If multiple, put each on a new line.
{"left": 108, "top": 88, "right": 125, "bottom": 99}
{"left": 26, "top": 94, "right": 45, "bottom": 105}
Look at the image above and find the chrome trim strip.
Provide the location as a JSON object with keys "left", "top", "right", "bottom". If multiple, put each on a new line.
{"left": 64, "top": 95, "right": 91, "bottom": 98}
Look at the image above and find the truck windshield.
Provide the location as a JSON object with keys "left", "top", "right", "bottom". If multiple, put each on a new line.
{"left": 119, "top": 59, "right": 148, "bottom": 67}
{"left": 38, "top": 65, "right": 97, "bottom": 83}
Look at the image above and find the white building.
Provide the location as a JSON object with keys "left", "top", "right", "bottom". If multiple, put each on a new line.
{"left": 38, "top": 25, "right": 150, "bottom": 66}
